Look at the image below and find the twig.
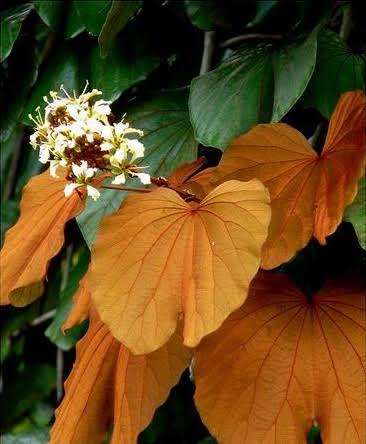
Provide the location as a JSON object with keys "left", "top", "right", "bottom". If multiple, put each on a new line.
{"left": 2, "top": 126, "right": 24, "bottom": 201}
{"left": 200, "top": 31, "right": 215, "bottom": 75}
{"left": 101, "top": 184, "right": 151, "bottom": 192}
{"left": 308, "top": 123, "right": 323, "bottom": 147}
{"left": 220, "top": 33, "right": 283, "bottom": 48}
{"left": 102, "top": 181, "right": 201, "bottom": 203}
{"left": 31, "top": 309, "right": 56, "bottom": 327}
{"left": 56, "top": 244, "right": 73, "bottom": 402}
{"left": 339, "top": 4, "right": 352, "bottom": 41}
{"left": 56, "top": 348, "right": 64, "bottom": 402}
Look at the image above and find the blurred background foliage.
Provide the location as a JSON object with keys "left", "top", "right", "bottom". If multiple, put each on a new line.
{"left": 0, "top": 1, "right": 365, "bottom": 443}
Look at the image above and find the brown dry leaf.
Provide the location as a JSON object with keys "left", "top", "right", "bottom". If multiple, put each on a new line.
{"left": 0, "top": 170, "right": 85, "bottom": 306}
{"left": 62, "top": 272, "right": 91, "bottom": 333}
{"left": 194, "top": 272, "right": 365, "bottom": 444}
{"left": 90, "top": 179, "right": 271, "bottom": 354}
{"left": 51, "top": 308, "right": 191, "bottom": 444}
{"left": 214, "top": 91, "right": 366, "bottom": 269}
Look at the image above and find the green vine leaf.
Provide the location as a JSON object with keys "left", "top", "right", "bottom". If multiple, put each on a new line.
{"left": 189, "top": 29, "right": 318, "bottom": 149}
{"left": 98, "top": 0, "right": 142, "bottom": 58}
{"left": 302, "top": 29, "right": 366, "bottom": 118}
{"left": 0, "top": 3, "right": 33, "bottom": 63}
{"left": 344, "top": 176, "right": 366, "bottom": 249}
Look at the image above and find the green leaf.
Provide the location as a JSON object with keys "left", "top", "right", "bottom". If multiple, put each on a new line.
{"left": 1, "top": 129, "right": 22, "bottom": 194}
{"left": 75, "top": 0, "right": 111, "bottom": 36}
{"left": 189, "top": 30, "right": 318, "bottom": 149}
{"left": 99, "top": 0, "right": 142, "bottom": 58}
{"left": 65, "top": 1, "right": 85, "bottom": 39}
{"left": 307, "top": 424, "right": 322, "bottom": 444}
{"left": 45, "top": 247, "right": 90, "bottom": 350}
{"left": 0, "top": 335, "right": 11, "bottom": 364}
{"left": 271, "top": 27, "right": 318, "bottom": 121}
{"left": 76, "top": 185, "right": 127, "bottom": 248}
{"left": 77, "top": 89, "right": 198, "bottom": 247}
{"left": 1, "top": 429, "right": 49, "bottom": 444}
{"left": 22, "top": 48, "right": 79, "bottom": 125}
{"left": 0, "top": 4, "right": 33, "bottom": 63}
{"left": 344, "top": 176, "right": 366, "bottom": 249}
{"left": 32, "top": 0, "right": 63, "bottom": 30}
{"left": 248, "top": 0, "right": 279, "bottom": 27}
{"left": 29, "top": 403, "right": 53, "bottom": 428}
{"left": 128, "top": 89, "right": 198, "bottom": 177}
{"left": 0, "top": 364, "right": 56, "bottom": 425}
{"left": 89, "top": 40, "right": 160, "bottom": 102}
{"left": 0, "top": 45, "right": 38, "bottom": 142}
{"left": 189, "top": 46, "right": 273, "bottom": 149}
{"left": 184, "top": 0, "right": 221, "bottom": 31}
{"left": 302, "top": 30, "right": 365, "bottom": 118}
{"left": 14, "top": 148, "right": 43, "bottom": 198}
{"left": 0, "top": 200, "right": 19, "bottom": 247}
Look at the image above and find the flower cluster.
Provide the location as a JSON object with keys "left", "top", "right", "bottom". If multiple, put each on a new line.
{"left": 28, "top": 84, "right": 150, "bottom": 200}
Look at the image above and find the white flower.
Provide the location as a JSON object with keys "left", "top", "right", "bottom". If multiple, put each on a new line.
{"left": 114, "top": 121, "right": 129, "bottom": 137}
{"left": 45, "top": 98, "right": 69, "bottom": 119}
{"left": 79, "top": 88, "right": 102, "bottom": 102}
{"left": 86, "top": 185, "right": 100, "bottom": 201}
{"left": 101, "top": 125, "right": 113, "bottom": 140}
{"left": 30, "top": 133, "right": 38, "bottom": 149}
{"left": 100, "top": 141, "right": 113, "bottom": 151}
{"left": 64, "top": 183, "right": 79, "bottom": 197}
{"left": 66, "top": 103, "right": 87, "bottom": 121}
{"left": 112, "top": 172, "right": 126, "bottom": 185}
{"left": 72, "top": 160, "right": 97, "bottom": 181}
{"left": 135, "top": 172, "right": 151, "bottom": 185}
{"left": 39, "top": 144, "right": 50, "bottom": 163}
{"left": 69, "top": 121, "right": 84, "bottom": 138}
{"left": 50, "top": 158, "right": 68, "bottom": 178}
{"left": 54, "top": 135, "right": 68, "bottom": 153}
{"left": 93, "top": 100, "right": 111, "bottom": 116}
{"left": 87, "top": 118, "right": 104, "bottom": 134}
{"left": 114, "top": 148, "right": 126, "bottom": 163}
{"left": 127, "top": 139, "right": 144, "bottom": 159}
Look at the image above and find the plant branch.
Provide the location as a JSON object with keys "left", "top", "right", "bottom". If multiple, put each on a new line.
{"left": 2, "top": 126, "right": 24, "bottom": 201}
{"left": 56, "top": 244, "right": 73, "bottom": 402}
{"left": 200, "top": 31, "right": 215, "bottom": 75}
{"left": 101, "top": 185, "right": 151, "bottom": 193}
{"left": 339, "top": 4, "right": 352, "bottom": 41}
{"left": 220, "top": 33, "right": 283, "bottom": 48}
{"left": 308, "top": 123, "right": 323, "bottom": 147}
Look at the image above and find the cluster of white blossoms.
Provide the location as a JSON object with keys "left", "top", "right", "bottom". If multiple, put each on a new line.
{"left": 28, "top": 84, "right": 150, "bottom": 200}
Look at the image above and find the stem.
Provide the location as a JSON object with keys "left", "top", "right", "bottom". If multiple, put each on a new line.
{"left": 56, "top": 244, "right": 73, "bottom": 402}
{"left": 101, "top": 185, "right": 151, "bottom": 193}
{"left": 2, "top": 126, "right": 24, "bottom": 201}
{"left": 220, "top": 33, "right": 283, "bottom": 48}
{"left": 200, "top": 31, "right": 215, "bottom": 75}
{"left": 308, "top": 123, "right": 323, "bottom": 147}
{"left": 56, "top": 348, "right": 64, "bottom": 402}
{"left": 102, "top": 181, "right": 201, "bottom": 203}
{"left": 31, "top": 309, "right": 56, "bottom": 327}
{"left": 339, "top": 4, "right": 352, "bottom": 41}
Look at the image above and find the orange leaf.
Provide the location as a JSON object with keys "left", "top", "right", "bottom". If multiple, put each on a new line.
{"left": 168, "top": 156, "right": 207, "bottom": 188}
{"left": 185, "top": 166, "right": 216, "bottom": 199}
{"left": 90, "top": 179, "right": 271, "bottom": 354}
{"left": 0, "top": 170, "right": 85, "bottom": 306}
{"left": 51, "top": 308, "right": 191, "bottom": 444}
{"left": 62, "top": 272, "right": 91, "bottom": 333}
{"left": 214, "top": 91, "right": 366, "bottom": 269}
{"left": 194, "top": 273, "right": 365, "bottom": 444}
